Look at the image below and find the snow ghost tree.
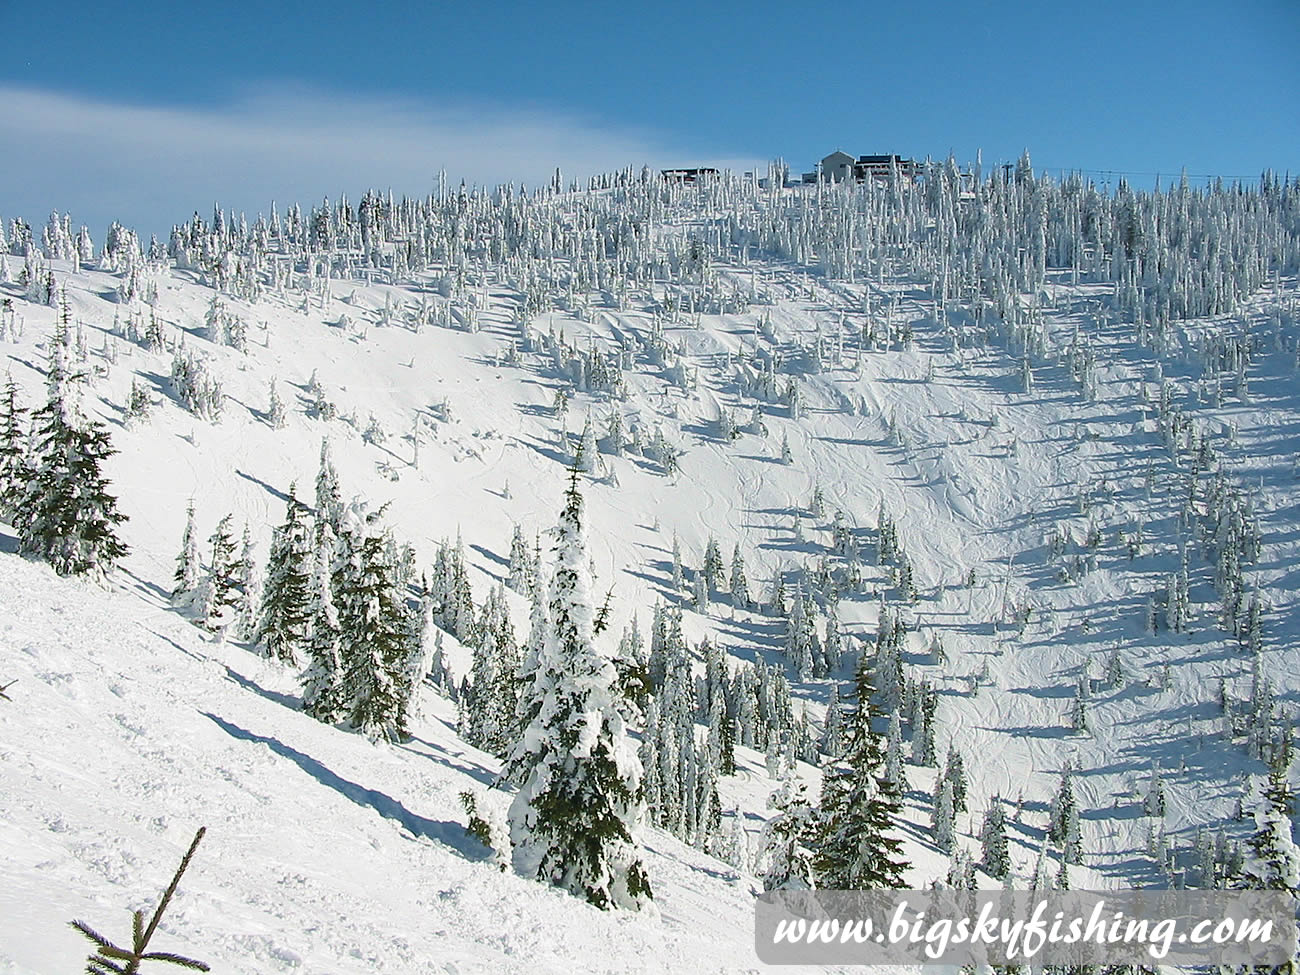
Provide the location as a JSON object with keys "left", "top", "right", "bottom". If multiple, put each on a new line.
{"left": 1240, "top": 763, "right": 1300, "bottom": 894}
{"left": 199, "top": 513, "right": 244, "bottom": 634}
{"left": 302, "top": 520, "right": 343, "bottom": 723}
{"left": 506, "top": 470, "right": 653, "bottom": 911}
{"left": 172, "top": 501, "right": 201, "bottom": 608}
{"left": 729, "top": 543, "right": 750, "bottom": 609}
{"left": 762, "top": 768, "right": 816, "bottom": 891}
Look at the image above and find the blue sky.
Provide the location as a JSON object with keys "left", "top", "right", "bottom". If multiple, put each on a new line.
{"left": 2, "top": 0, "right": 1296, "bottom": 238}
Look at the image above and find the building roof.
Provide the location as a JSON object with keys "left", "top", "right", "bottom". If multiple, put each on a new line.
{"left": 821, "top": 150, "right": 856, "bottom": 166}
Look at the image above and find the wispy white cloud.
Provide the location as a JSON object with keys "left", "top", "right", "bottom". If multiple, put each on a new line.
{"left": 0, "top": 85, "right": 759, "bottom": 238}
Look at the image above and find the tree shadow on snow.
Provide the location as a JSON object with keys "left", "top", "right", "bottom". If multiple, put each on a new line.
{"left": 221, "top": 665, "right": 303, "bottom": 711}
{"left": 134, "top": 624, "right": 209, "bottom": 664}
{"left": 403, "top": 734, "right": 498, "bottom": 789}
{"left": 518, "top": 434, "right": 572, "bottom": 468}
{"left": 115, "top": 567, "right": 173, "bottom": 608}
{"left": 469, "top": 543, "right": 507, "bottom": 570}
{"left": 202, "top": 711, "right": 484, "bottom": 860}
{"left": 234, "top": 470, "right": 293, "bottom": 507}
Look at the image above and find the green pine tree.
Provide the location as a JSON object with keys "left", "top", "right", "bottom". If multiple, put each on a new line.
{"left": 203, "top": 513, "right": 242, "bottom": 632}
{"left": 808, "top": 649, "right": 909, "bottom": 889}
{"left": 506, "top": 471, "right": 653, "bottom": 911}
{"left": 333, "top": 505, "right": 411, "bottom": 742}
{"left": 19, "top": 349, "right": 127, "bottom": 576}
{"left": 254, "top": 485, "right": 313, "bottom": 666}
{"left": 0, "top": 372, "right": 29, "bottom": 522}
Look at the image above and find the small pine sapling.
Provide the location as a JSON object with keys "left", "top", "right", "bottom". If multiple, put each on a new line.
{"left": 461, "top": 790, "right": 492, "bottom": 846}
{"left": 459, "top": 790, "right": 509, "bottom": 871}
{"left": 70, "top": 827, "right": 210, "bottom": 974}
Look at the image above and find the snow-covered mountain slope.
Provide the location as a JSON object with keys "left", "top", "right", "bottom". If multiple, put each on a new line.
{"left": 0, "top": 550, "right": 790, "bottom": 975}
{"left": 2, "top": 169, "right": 1299, "bottom": 970}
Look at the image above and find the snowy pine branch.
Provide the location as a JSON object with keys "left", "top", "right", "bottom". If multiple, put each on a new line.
{"left": 70, "top": 827, "right": 210, "bottom": 974}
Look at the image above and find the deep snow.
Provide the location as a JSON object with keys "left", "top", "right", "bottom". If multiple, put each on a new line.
{"left": 2, "top": 176, "right": 1298, "bottom": 971}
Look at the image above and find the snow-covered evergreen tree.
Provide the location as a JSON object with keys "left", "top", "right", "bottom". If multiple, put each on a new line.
{"left": 0, "top": 373, "right": 30, "bottom": 521}
{"left": 302, "top": 523, "right": 344, "bottom": 722}
{"left": 614, "top": 617, "right": 650, "bottom": 719}
{"left": 464, "top": 583, "right": 520, "bottom": 758}
{"left": 762, "top": 769, "right": 816, "bottom": 891}
{"left": 314, "top": 438, "right": 343, "bottom": 544}
{"left": 200, "top": 513, "right": 243, "bottom": 633}
{"left": 172, "top": 501, "right": 201, "bottom": 608}
{"left": 932, "top": 776, "right": 956, "bottom": 853}
{"left": 509, "top": 577, "right": 550, "bottom": 758}
{"left": 1070, "top": 682, "right": 1089, "bottom": 734}
{"left": 19, "top": 344, "right": 127, "bottom": 577}
{"left": 333, "top": 503, "right": 414, "bottom": 742}
{"left": 670, "top": 532, "right": 684, "bottom": 594}
{"left": 169, "top": 348, "right": 224, "bottom": 421}
{"left": 1240, "top": 773, "right": 1300, "bottom": 894}
{"left": 506, "top": 473, "right": 652, "bottom": 910}
{"left": 769, "top": 568, "right": 787, "bottom": 617}
{"left": 729, "top": 543, "right": 750, "bottom": 609}
{"left": 695, "top": 751, "right": 723, "bottom": 849}
{"left": 718, "top": 709, "right": 737, "bottom": 777}
{"left": 267, "top": 378, "right": 287, "bottom": 429}
{"left": 717, "top": 807, "right": 750, "bottom": 873}
{"left": 203, "top": 295, "right": 226, "bottom": 344}
{"left": 913, "top": 684, "right": 938, "bottom": 766}
{"left": 693, "top": 570, "right": 709, "bottom": 614}
{"left": 1106, "top": 646, "right": 1126, "bottom": 689}
{"left": 1144, "top": 765, "right": 1167, "bottom": 818}
{"left": 821, "top": 684, "right": 844, "bottom": 757}
{"left": 702, "top": 536, "right": 725, "bottom": 593}
{"left": 639, "top": 698, "right": 663, "bottom": 828}
{"left": 232, "top": 524, "right": 260, "bottom": 640}
{"left": 822, "top": 604, "right": 843, "bottom": 673}
{"left": 507, "top": 523, "right": 535, "bottom": 594}
{"left": 885, "top": 708, "right": 907, "bottom": 792}
{"left": 399, "top": 585, "right": 435, "bottom": 721}
{"left": 785, "top": 588, "right": 815, "bottom": 680}
{"left": 943, "top": 745, "right": 968, "bottom": 815}
{"left": 1049, "top": 770, "right": 1084, "bottom": 864}
{"left": 979, "top": 799, "right": 1010, "bottom": 879}
{"left": 947, "top": 846, "right": 977, "bottom": 891}
{"left": 1028, "top": 837, "right": 1052, "bottom": 892}
{"left": 809, "top": 650, "right": 909, "bottom": 888}
{"left": 362, "top": 413, "right": 386, "bottom": 446}
{"left": 125, "top": 378, "right": 151, "bottom": 426}
{"left": 254, "top": 485, "right": 312, "bottom": 666}
{"left": 575, "top": 413, "right": 599, "bottom": 472}
{"left": 604, "top": 409, "right": 624, "bottom": 457}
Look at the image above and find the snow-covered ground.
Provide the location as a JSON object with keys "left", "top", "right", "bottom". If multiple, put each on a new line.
{"left": 1, "top": 173, "right": 1298, "bottom": 971}
{"left": 0, "top": 550, "right": 798, "bottom": 974}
